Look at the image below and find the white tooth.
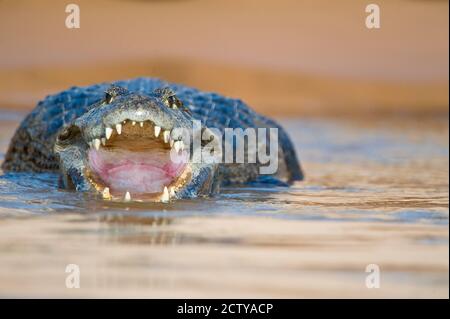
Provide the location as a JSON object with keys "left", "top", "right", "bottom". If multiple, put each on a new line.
{"left": 161, "top": 186, "right": 170, "bottom": 203}
{"left": 132, "top": 121, "right": 136, "bottom": 126}
{"left": 154, "top": 126, "right": 161, "bottom": 137}
{"left": 169, "top": 187, "right": 175, "bottom": 197}
{"left": 180, "top": 140, "right": 185, "bottom": 151}
{"left": 170, "top": 139, "right": 174, "bottom": 147}
{"left": 105, "top": 127, "right": 113, "bottom": 140}
{"left": 139, "top": 121, "right": 144, "bottom": 127}
{"left": 124, "top": 191, "right": 131, "bottom": 202}
{"left": 116, "top": 123, "right": 122, "bottom": 135}
{"left": 101, "top": 138, "right": 106, "bottom": 146}
{"left": 163, "top": 130, "right": 170, "bottom": 143}
{"left": 123, "top": 120, "right": 127, "bottom": 124}
{"left": 94, "top": 138, "right": 101, "bottom": 150}
{"left": 172, "top": 103, "right": 178, "bottom": 109}
{"left": 174, "top": 140, "right": 181, "bottom": 153}
{"left": 102, "top": 187, "right": 110, "bottom": 199}
{"left": 88, "top": 141, "right": 93, "bottom": 148}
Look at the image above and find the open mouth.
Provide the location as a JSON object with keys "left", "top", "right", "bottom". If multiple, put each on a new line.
{"left": 86, "top": 120, "right": 190, "bottom": 202}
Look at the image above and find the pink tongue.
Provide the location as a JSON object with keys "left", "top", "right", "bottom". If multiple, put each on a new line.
{"left": 88, "top": 149, "right": 187, "bottom": 194}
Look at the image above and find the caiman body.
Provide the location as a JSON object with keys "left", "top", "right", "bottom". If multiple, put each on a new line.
{"left": 2, "top": 78, "right": 303, "bottom": 202}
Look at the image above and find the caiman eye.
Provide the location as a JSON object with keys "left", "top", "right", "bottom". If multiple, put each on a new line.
{"left": 58, "top": 127, "right": 71, "bottom": 141}
{"left": 167, "top": 95, "right": 182, "bottom": 110}
{"left": 155, "top": 88, "right": 179, "bottom": 109}
{"left": 103, "top": 85, "right": 128, "bottom": 104}
{"left": 57, "top": 126, "right": 80, "bottom": 142}
{"left": 154, "top": 87, "right": 191, "bottom": 114}
{"left": 105, "top": 92, "right": 114, "bottom": 104}
{"left": 168, "top": 96, "right": 192, "bottom": 114}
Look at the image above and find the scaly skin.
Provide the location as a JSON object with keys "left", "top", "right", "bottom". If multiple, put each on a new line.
{"left": 2, "top": 77, "right": 303, "bottom": 200}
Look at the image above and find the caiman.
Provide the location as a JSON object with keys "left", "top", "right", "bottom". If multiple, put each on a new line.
{"left": 2, "top": 78, "right": 303, "bottom": 202}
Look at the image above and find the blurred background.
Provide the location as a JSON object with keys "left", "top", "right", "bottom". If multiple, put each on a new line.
{"left": 0, "top": 0, "right": 448, "bottom": 298}
{"left": 0, "top": 0, "right": 448, "bottom": 117}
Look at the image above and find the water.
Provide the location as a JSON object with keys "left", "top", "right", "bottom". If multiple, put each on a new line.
{"left": 0, "top": 111, "right": 448, "bottom": 298}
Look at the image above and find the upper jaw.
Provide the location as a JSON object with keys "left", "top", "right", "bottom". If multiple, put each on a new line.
{"left": 79, "top": 107, "right": 187, "bottom": 144}
{"left": 85, "top": 117, "right": 187, "bottom": 152}
{"left": 74, "top": 97, "right": 193, "bottom": 149}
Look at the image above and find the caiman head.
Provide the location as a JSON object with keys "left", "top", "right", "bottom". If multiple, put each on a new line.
{"left": 54, "top": 85, "right": 219, "bottom": 202}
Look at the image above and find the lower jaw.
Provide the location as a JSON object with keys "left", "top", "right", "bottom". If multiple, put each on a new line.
{"left": 86, "top": 164, "right": 192, "bottom": 202}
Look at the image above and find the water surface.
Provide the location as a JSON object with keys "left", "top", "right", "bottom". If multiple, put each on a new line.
{"left": 0, "top": 112, "right": 448, "bottom": 298}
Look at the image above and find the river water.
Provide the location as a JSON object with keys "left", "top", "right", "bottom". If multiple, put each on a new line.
{"left": 0, "top": 111, "right": 448, "bottom": 298}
